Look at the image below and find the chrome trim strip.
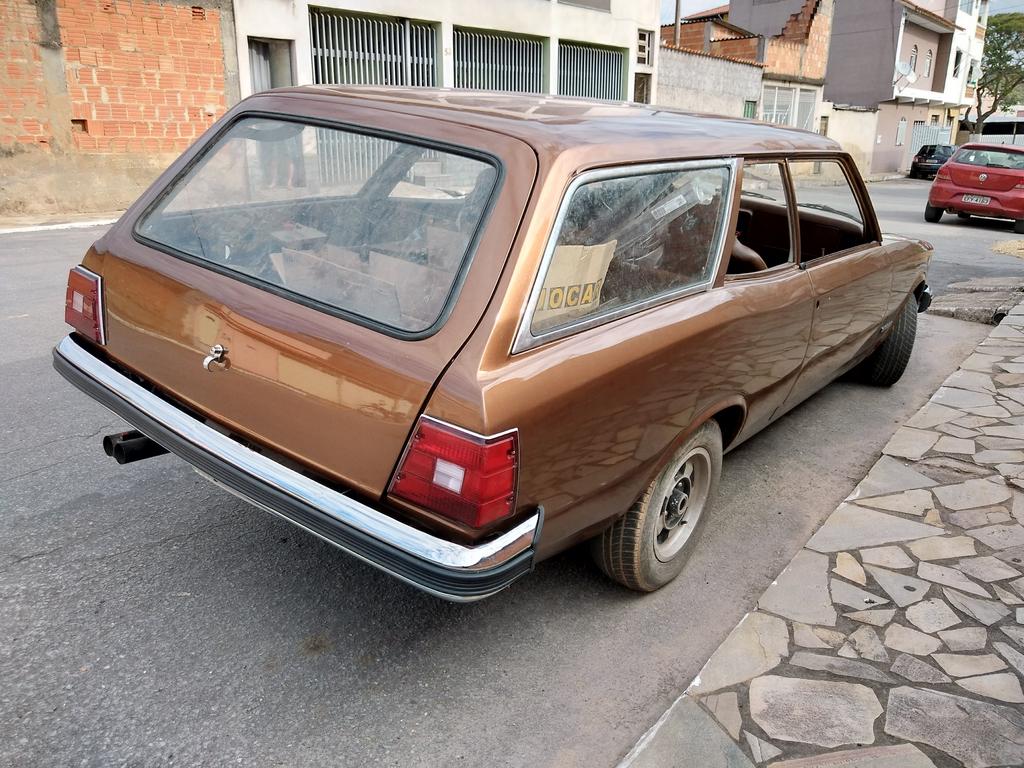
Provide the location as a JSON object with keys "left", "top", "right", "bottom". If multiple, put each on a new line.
{"left": 418, "top": 414, "right": 518, "bottom": 443}
{"left": 54, "top": 336, "right": 538, "bottom": 575}
{"left": 511, "top": 158, "right": 741, "bottom": 355}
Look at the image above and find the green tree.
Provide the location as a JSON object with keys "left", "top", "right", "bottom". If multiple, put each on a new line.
{"left": 966, "top": 13, "right": 1024, "bottom": 136}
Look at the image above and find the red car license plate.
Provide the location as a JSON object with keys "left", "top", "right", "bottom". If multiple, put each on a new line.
{"left": 963, "top": 194, "right": 991, "bottom": 205}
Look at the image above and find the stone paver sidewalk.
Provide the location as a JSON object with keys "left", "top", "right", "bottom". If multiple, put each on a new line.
{"left": 621, "top": 302, "right": 1024, "bottom": 768}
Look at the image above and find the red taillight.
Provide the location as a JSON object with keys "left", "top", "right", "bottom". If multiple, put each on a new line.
{"left": 936, "top": 168, "right": 951, "bottom": 181}
{"left": 389, "top": 417, "right": 518, "bottom": 529}
{"left": 64, "top": 266, "right": 106, "bottom": 344}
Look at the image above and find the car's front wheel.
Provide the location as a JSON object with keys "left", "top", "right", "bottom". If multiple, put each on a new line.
{"left": 857, "top": 298, "right": 918, "bottom": 387}
{"left": 591, "top": 421, "right": 722, "bottom": 592}
{"left": 925, "top": 205, "right": 943, "bottom": 223}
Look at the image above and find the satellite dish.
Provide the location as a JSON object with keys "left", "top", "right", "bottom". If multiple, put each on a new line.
{"left": 906, "top": 70, "right": 919, "bottom": 85}
{"left": 895, "top": 61, "right": 912, "bottom": 77}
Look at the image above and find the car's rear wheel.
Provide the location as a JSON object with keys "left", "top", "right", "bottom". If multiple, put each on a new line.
{"left": 857, "top": 298, "right": 918, "bottom": 387}
{"left": 925, "top": 205, "right": 943, "bottom": 223}
{"left": 591, "top": 421, "right": 722, "bottom": 592}
{"left": 909, "top": 169, "right": 918, "bottom": 179}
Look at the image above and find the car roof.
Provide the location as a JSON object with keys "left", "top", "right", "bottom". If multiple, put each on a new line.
{"left": 269, "top": 86, "right": 842, "bottom": 159}
{"left": 958, "top": 142, "right": 1024, "bottom": 153}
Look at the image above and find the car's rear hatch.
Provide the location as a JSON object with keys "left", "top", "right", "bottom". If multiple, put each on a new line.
{"left": 949, "top": 147, "right": 1024, "bottom": 192}
{"left": 83, "top": 93, "right": 537, "bottom": 501}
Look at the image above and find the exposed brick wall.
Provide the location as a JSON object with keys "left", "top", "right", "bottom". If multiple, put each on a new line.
{"left": 0, "top": 0, "right": 53, "bottom": 150}
{"left": 660, "top": 22, "right": 708, "bottom": 50}
{"left": 763, "top": 0, "right": 832, "bottom": 83}
{"left": 780, "top": 0, "right": 820, "bottom": 41}
{"left": 1, "top": 0, "right": 228, "bottom": 156}
{"left": 58, "top": 0, "right": 227, "bottom": 153}
{"left": 661, "top": 20, "right": 761, "bottom": 61}
{"left": 711, "top": 36, "right": 760, "bottom": 62}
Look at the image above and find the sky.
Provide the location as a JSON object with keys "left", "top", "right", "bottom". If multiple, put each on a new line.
{"left": 658, "top": 0, "right": 1023, "bottom": 25}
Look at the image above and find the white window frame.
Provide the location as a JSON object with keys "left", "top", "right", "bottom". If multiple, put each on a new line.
{"left": 796, "top": 88, "right": 816, "bottom": 131}
{"left": 896, "top": 117, "right": 908, "bottom": 146}
{"left": 762, "top": 85, "right": 796, "bottom": 126}
{"left": 637, "top": 29, "right": 653, "bottom": 67}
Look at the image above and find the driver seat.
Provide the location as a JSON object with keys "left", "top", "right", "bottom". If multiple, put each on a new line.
{"left": 729, "top": 239, "right": 768, "bottom": 274}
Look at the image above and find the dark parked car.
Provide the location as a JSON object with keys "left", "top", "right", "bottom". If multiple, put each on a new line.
{"left": 54, "top": 87, "right": 933, "bottom": 600}
{"left": 909, "top": 144, "right": 956, "bottom": 179}
{"left": 926, "top": 143, "right": 1024, "bottom": 234}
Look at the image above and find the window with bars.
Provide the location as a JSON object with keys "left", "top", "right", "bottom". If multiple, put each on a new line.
{"left": 762, "top": 86, "right": 795, "bottom": 125}
{"left": 453, "top": 28, "right": 545, "bottom": 93}
{"left": 308, "top": 9, "right": 437, "bottom": 87}
{"left": 743, "top": 100, "right": 757, "bottom": 119}
{"left": 796, "top": 89, "right": 816, "bottom": 131}
{"left": 896, "top": 117, "right": 907, "bottom": 146}
{"left": 558, "top": 41, "right": 625, "bottom": 100}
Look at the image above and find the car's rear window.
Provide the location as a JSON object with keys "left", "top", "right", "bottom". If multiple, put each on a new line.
{"left": 136, "top": 117, "right": 499, "bottom": 334}
{"left": 952, "top": 146, "right": 1024, "bottom": 169}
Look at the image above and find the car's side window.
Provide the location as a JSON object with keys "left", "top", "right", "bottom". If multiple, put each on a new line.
{"left": 729, "top": 162, "right": 792, "bottom": 275}
{"left": 788, "top": 160, "right": 872, "bottom": 263}
{"left": 526, "top": 162, "right": 733, "bottom": 339}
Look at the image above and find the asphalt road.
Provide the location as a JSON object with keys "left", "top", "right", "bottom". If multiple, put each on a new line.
{"left": 868, "top": 177, "right": 1022, "bottom": 295}
{"left": 0, "top": 181, "right": 1018, "bottom": 768}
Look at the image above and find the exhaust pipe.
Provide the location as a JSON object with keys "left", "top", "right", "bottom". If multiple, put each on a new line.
{"left": 102, "top": 430, "right": 169, "bottom": 464}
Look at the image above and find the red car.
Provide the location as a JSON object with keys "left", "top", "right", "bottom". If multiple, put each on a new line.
{"left": 925, "top": 143, "right": 1024, "bottom": 234}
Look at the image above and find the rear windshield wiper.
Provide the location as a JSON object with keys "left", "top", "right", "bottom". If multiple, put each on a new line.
{"left": 798, "top": 202, "right": 860, "bottom": 223}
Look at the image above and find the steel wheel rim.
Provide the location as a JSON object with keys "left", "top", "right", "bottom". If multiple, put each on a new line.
{"left": 654, "top": 447, "right": 711, "bottom": 563}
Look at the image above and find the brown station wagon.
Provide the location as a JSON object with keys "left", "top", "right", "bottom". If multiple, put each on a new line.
{"left": 54, "top": 87, "right": 933, "bottom": 600}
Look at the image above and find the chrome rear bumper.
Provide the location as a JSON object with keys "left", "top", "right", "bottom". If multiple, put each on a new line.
{"left": 53, "top": 335, "right": 541, "bottom": 601}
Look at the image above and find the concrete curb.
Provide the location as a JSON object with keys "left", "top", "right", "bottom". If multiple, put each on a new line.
{"left": 927, "top": 277, "right": 1024, "bottom": 326}
{"left": 0, "top": 215, "right": 122, "bottom": 236}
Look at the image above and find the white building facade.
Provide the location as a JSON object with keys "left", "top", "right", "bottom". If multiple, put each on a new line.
{"left": 233, "top": 0, "right": 661, "bottom": 103}
{"left": 826, "top": 0, "right": 989, "bottom": 175}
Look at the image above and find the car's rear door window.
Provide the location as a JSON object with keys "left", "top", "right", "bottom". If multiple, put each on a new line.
{"left": 732, "top": 162, "right": 792, "bottom": 272}
{"left": 788, "top": 160, "right": 872, "bottom": 262}
{"left": 136, "top": 116, "right": 499, "bottom": 335}
{"left": 520, "top": 160, "right": 735, "bottom": 346}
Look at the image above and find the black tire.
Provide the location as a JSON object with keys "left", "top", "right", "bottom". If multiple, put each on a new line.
{"left": 1016, "top": 220, "right": 1024, "bottom": 235}
{"left": 958, "top": 212, "right": 971, "bottom": 220}
{"left": 909, "top": 169, "right": 918, "bottom": 179}
{"left": 857, "top": 298, "right": 918, "bottom": 387}
{"left": 925, "top": 205, "right": 943, "bottom": 223}
{"left": 591, "top": 421, "right": 722, "bottom": 592}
